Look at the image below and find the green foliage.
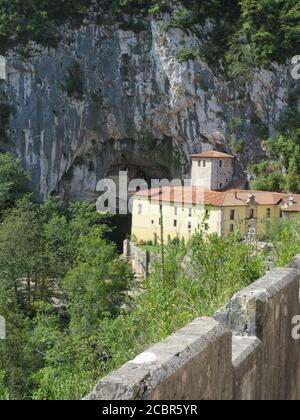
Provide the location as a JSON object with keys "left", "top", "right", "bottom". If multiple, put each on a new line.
{"left": 176, "top": 48, "right": 199, "bottom": 63}
{"left": 277, "top": 87, "right": 300, "bottom": 141}
{"left": 224, "top": 0, "right": 300, "bottom": 79}
{"left": 239, "top": 0, "right": 300, "bottom": 64}
{"left": 249, "top": 84, "right": 300, "bottom": 194}
{"left": 228, "top": 116, "right": 242, "bottom": 132}
{"left": 0, "top": 1, "right": 297, "bottom": 79}
{"left": 0, "top": 0, "right": 170, "bottom": 52}
{"left": 250, "top": 114, "right": 269, "bottom": 139}
{"left": 167, "top": 1, "right": 298, "bottom": 79}
{"left": 0, "top": 103, "right": 13, "bottom": 139}
{"left": 0, "top": 197, "right": 265, "bottom": 400}
{"left": 32, "top": 233, "right": 264, "bottom": 399}
{"left": 264, "top": 215, "right": 300, "bottom": 267}
{"left": 0, "top": 193, "right": 114, "bottom": 399}
{"left": 0, "top": 371, "right": 9, "bottom": 400}
{"left": 118, "top": 19, "right": 147, "bottom": 33}
{"left": 63, "top": 62, "right": 84, "bottom": 100}
{"left": 65, "top": 227, "right": 132, "bottom": 335}
{"left": 0, "top": 153, "right": 30, "bottom": 218}
{"left": 230, "top": 139, "right": 246, "bottom": 154}
{"left": 107, "top": 233, "right": 263, "bottom": 363}
{"left": 0, "top": 0, "right": 93, "bottom": 53}
{"left": 250, "top": 141, "right": 300, "bottom": 194}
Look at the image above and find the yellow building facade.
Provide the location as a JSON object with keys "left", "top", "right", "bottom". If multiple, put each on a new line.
{"left": 131, "top": 151, "right": 300, "bottom": 243}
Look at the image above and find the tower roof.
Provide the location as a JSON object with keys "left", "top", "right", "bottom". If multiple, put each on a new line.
{"left": 190, "top": 151, "right": 234, "bottom": 159}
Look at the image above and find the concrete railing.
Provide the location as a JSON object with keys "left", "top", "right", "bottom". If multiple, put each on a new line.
{"left": 86, "top": 257, "right": 300, "bottom": 400}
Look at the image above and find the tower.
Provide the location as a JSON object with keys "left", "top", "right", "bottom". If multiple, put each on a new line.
{"left": 191, "top": 151, "right": 234, "bottom": 190}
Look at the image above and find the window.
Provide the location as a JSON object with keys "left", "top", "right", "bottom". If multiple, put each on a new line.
{"left": 151, "top": 220, "right": 154, "bottom": 225}
{"left": 174, "top": 206, "right": 178, "bottom": 216}
{"left": 174, "top": 220, "right": 177, "bottom": 228}
{"left": 189, "top": 208, "right": 192, "bottom": 217}
{"left": 230, "top": 210, "right": 235, "bottom": 221}
{"left": 205, "top": 209, "right": 210, "bottom": 218}
{"left": 203, "top": 160, "right": 206, "bottom": 168}
{"left": 249, "top": 209, "right": 255, "bottom": 219}
{"left": 198, "top": 160, "right": 201, "bottom": 167}
{"left": 188, "top": 222, "right": 192, "bottom": 230}
{"left": 219, "top": 183, "right": 223, "bottom": 189}
{"left": 230, "top": 224, "right": 234, "bottom": 233}
{"left": 280, "top": 210, "right": 283, "bottom": 218}
{"left": 219, "top": 160, "right": 223, "bottom": 168}
{"left": 266, "top": 208, "right": 271, "bottom": 218}
{"left": 138, "top": 203, "right": 142, "bottom": 215}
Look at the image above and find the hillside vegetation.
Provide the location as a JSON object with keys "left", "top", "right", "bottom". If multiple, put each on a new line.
{"left": 250, "top": 87, "right": 300, "bottom": 193}
{"left": 0, "top": 153, "right": 266, "bottom": 400}
{"left": 0, "top": 153, "right": 299, "bottom": 400}
{"left": 0, "top": 1, "right": 299, "bottom": 77}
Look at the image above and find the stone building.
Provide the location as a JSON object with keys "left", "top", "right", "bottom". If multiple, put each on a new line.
{"left": 131, "top": 151, "right": 300, "bottom": 243}
{"left": 191, "top": 151, "right": 234, "bottom": 190}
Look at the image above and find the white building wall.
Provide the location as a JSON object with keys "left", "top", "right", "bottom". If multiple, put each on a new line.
{"left": 191, "top": 159, "right": 212, "bottom": 188}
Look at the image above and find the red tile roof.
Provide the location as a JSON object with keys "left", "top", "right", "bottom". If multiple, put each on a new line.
{"left": 282, "top": 202, "right": 300, "bottom": 212}
{"left": 190, "top": 151, "right": 234, "bottom": 159}
{"left": 134, "top": 187, "right": 300, "bottom": 208}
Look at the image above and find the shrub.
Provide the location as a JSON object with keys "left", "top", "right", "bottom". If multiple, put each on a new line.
{"left": 63, "top": 62, "right": 84, "bottom": 100}
{"left": 176, "top": 48, "right": 198, "bottom": 63}
{"left": 0, "top": 103, "right": 13, "bottom": 139}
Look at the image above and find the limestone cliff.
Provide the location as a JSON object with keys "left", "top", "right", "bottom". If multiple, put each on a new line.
{"left": 0, "top": 16, "right": 295, "bottom": 200}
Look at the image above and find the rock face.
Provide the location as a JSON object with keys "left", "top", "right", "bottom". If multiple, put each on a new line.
{"left": 0, "top": 17, "right": 294, "bottom": 200}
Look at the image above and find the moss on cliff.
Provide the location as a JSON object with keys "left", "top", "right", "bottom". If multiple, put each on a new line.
{"left": 63, "top": 61, "right": 85, "bottom": 100}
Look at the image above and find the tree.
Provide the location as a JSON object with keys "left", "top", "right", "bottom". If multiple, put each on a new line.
{"left": 0, "top": 153, "right": 29, "bottom": 218}
{"left": 249, "top": 134, "right": 300, "bottom": 193}
{"left": 264, "top": 214, "right": 300, "bottom": 267}
{"left": 0, "top": 195, "right": 114, "bottom": 399}
{"left": 64, "top": 227, "right": 133, "bottom": 335}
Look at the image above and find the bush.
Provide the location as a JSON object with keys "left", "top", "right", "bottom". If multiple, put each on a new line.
{"left": 176, "top": 48, "right": 198, "bottom": 63}
{"left": 0, "top": 103, "right": 13, "bottom": 139}
{"left": 230, "top": 139, "right": 246, "bottom": 154}
{"left": 63, "top": 62, "right": 84, "bottom": 100}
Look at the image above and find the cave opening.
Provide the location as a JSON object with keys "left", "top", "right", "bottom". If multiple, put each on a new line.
{"left": 55, "top": 143, "right": 177, "bottom": 252}
{"left": 105, "top": 156, "right": 173, "bottom": 252}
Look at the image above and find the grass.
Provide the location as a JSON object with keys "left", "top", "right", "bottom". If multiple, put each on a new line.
{"left": 139, "top": 244, "right": 160, "bottom": 252}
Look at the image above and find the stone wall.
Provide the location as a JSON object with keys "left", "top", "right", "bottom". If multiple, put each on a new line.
{"left": 86, "top": 258, "right": 300, "bottom": 400}
{"left": 123, "top": 240, "right": 158, "bottom": 280}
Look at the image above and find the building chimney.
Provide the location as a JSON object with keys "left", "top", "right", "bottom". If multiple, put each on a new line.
{"left": 288, "top": 195, "right": 295, "bottom": 207}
